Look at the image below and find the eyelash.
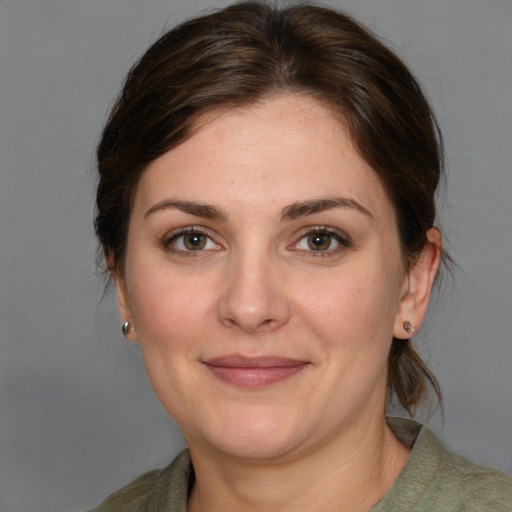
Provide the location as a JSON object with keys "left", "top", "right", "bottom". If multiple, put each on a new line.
{"left": 161, "top": 226, "right": 351, "bottom": 257}
{"left": 290, "top": 226, "right": 351, "bottom": 257}
{"left": 162, "top": 227, "right": 220, "bottom": 257}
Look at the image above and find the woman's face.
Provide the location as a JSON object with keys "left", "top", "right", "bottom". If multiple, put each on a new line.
{"left": 117, "top": 95, "right": 424, "bottom": 461}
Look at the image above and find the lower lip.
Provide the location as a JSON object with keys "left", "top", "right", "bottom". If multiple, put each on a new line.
{"left": 204, "top": 364, "right": 308, "bottom": 389}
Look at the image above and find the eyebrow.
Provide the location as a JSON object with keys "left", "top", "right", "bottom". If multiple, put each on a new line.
{"left": 144, "top": 196, "right": 372, "bottom": 223}
{"left": 280, "top": 197, "right": 373, "bottom": 221}
{"left": 144, "top": 199, "right": 226, "bottom": 221}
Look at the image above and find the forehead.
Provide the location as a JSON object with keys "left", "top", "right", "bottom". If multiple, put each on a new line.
{"left": 133, "top": 94, "right": 395, "bottom": 223}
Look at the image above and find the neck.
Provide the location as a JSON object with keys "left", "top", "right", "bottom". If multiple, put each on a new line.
{"left": 187, "top": 416, "right": 410, "bottom": 512}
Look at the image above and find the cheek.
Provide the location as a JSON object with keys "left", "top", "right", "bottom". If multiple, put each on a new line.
{"left": 127, "top": 263, "right": 217, "bottom": 350}
{"left": 293, "top": 264, "right": 402, "bottom": 352}
{"left": 126, "top": 268, "right": 218, "bottom": 414}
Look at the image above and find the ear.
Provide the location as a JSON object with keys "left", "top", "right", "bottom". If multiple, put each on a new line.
{"left": 108, "top": 253, "right": 138, "bottom": 342}
{"left": 393, "top": 228, "right": 442, "bottom": 339}
{"left": 114, "top": 275, "right": 139, "bottom": 342}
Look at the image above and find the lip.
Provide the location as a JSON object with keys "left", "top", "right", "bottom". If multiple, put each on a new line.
{"left": 202, "top": 355, "right": 310, "bottom": 389}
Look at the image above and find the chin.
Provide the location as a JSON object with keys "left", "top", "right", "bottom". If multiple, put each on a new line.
{"left": 184, "top": 406, "right": 313, "bottom": 462}
{"left": 209, "top": 432, "right": 307, "bottom": 463}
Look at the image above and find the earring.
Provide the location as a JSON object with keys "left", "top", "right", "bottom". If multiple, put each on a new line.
{"left": 403, "top": 321, "right": 416, "bottom": 334}
{"left": 121, "top": 321, "right": 132, "bottom": 337}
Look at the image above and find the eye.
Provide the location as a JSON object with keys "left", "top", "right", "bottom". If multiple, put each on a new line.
{"left": 291, "top": 227, "right": 350, "bottom": 254}
{"left": 164, "top": 228, "right": 221, "bottom": 253}
{"left": 304, "top": 233, "right": 334, "bottom": 251}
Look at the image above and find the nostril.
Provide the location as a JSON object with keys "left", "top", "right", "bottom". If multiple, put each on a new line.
{"left": 217, "top": 264, "right": 292, "bottom": 333}
{"left": 222, "top": 315, "right": 276, "bottom": 333}
{"left": 220, "top": 305, "right": 289, "bottom": 334}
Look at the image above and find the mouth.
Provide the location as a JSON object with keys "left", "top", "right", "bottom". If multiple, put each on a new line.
{"left": 202, "top": 355, "right": 310, "bottom": 389}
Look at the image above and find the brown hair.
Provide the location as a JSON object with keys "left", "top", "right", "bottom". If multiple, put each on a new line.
{"left": 95, "top": 0, "right": 443, "bottom": 414}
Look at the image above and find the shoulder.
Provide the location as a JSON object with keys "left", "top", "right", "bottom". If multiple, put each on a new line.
{"left": 88, "top": 469, "right": 162, "bottom": 512}
{"left": 88, "top": 449, "right": 192, "bottom": 512}
{"left": 378, "top": 418, "right": 512, "bottom": 511}
{"left": 438, "top": 448, "right": 512, "bottom": 510}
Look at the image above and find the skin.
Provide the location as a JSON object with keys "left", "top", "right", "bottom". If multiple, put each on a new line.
{"left": 115, "top": 94, "right": 441, "bottom": 511}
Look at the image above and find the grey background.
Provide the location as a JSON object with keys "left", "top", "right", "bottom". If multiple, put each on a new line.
{"left": 1, "top": 1, "right": 511, "bottom": 511}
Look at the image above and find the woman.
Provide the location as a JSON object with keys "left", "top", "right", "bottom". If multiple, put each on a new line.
{"left": 90, "top": 2, "right": 512, "bottom": 510}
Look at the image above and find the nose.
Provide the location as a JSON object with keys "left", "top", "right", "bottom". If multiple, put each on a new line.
{"left": 217, "top": 251, "right": 291, "bottom": 334}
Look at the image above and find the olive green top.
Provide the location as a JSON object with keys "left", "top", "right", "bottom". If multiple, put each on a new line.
{"left": 89, "top": 418, "right": 512, "bottom": 511}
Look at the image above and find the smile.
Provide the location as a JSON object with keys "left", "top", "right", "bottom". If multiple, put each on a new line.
{"left": 203, "top": 355, "right": 310, "bottom": 389}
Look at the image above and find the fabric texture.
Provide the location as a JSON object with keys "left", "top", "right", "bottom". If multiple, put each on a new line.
{"left": 89, "top": 418, "right": 512, "bottom": 511}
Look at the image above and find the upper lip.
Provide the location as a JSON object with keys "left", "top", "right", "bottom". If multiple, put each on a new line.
{"left": 203, "top": 355, "right": 308, "bottom": 368}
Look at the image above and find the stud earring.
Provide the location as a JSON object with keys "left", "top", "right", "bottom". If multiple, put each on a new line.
{"left": 122, "top": 321, "right": 133, "bottom": 337}
{"left": 403, "top": 321, "right": 416, "bottom": 334}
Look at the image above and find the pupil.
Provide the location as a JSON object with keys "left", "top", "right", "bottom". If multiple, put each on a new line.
{"left": 308, "top": 233, "right": 330, "bottom": 250}
{"left": 185, "top": 233, "right": 206, "bottom": 250}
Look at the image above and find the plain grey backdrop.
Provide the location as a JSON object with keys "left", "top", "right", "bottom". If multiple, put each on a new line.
{"left": 1, "top": 1, "right": 511, "bottom": 511}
